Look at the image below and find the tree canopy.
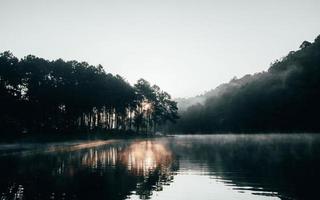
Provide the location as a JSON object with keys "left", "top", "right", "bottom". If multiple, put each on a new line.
{"left": 171, "top": 35, "right": 320, "bottom": 133}
{"left": 0, "top": 52, "right": 178, "bottom": 135}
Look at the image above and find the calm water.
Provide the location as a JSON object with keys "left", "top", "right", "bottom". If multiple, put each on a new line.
{"left": 0, "top": 134, "right": 320, "bottom": 200}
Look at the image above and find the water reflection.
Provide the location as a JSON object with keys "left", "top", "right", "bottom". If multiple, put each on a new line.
{"left": 0, "top": 139, "right": 177, "bottom": 200}
{"left": 168, "top": 134, "right": 320, "bottom": 200}
{"left": 121, "top": 141, "right": 173, "bottom": 175}
{"left": 0, "top": 134, "right": 320, "bottom": 200}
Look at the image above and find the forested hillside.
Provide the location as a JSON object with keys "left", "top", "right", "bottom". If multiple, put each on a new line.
{"left": 172, "top": 35, "right": 320, "bottom": 133}
{"left": 0, "top": 52, "right": 178, "bottom": 135}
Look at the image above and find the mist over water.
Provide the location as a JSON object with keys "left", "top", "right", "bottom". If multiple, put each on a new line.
{"left": 0, "top": 134, "right": 319, "bottom": 200}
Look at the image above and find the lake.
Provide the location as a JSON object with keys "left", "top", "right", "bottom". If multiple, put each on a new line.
{"left": 0, "top": 134, "right": 319, "bottom": 200}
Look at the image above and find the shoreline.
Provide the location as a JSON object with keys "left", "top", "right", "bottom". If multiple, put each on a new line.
{"left": 0, "top": 131, "right": 164, "bottom": 144}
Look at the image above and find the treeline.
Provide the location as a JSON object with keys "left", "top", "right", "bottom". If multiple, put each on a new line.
{"left": 0, "top": 52, "right": 178, "bottom": 135}
{"left": 172, "top": 35, "right": 320, "bottom": 133}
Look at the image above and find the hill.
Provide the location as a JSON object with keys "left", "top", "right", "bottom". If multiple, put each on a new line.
{"left": 172, "top": 35, "right": 320, "bottom": 133}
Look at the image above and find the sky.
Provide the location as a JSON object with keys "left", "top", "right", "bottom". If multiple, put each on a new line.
{"left": 0, "top": 0, "right": 320, "bottom": 98}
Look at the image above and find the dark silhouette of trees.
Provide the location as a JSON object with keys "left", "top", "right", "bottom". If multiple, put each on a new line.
{"left": 172, "top": 34, "right": 320, "bottom": 133}
{"left": 0, "top": 52, "right": 178, "bottom": 135}
{"left": 133, "top": 79, "right": 179, "bottom": 134}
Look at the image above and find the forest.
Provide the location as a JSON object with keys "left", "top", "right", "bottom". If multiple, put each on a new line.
{"left": 2, "top": 34, "right": 320, "bottom": 135}
{"left": 171, "top": 35, "right": 320, "bottom": 133}
{"left": 0, "top": 52, "right": 178, "bottom": 135}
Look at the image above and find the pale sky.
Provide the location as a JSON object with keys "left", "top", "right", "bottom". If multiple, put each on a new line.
{"left": 1, "top": 0, "right": 320, "bottom": 98}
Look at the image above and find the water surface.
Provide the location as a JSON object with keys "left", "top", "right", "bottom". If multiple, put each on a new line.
{"left": 0, "top": 134, "right": 319, "bottom": 200}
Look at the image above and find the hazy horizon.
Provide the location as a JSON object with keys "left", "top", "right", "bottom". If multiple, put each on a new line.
{"left": 1, "top": 0, "right": 320, "bottom": 98}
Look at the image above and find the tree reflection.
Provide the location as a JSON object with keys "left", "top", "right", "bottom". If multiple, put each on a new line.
{"left": 170, "top": 135, "right": 320, "bottom": 200}
{"left": 120, "top": 141, "right": 176, "bottom": 199}
{"left": 2, "top": 135, "right": 318, "bottom": 200}
{"left": 0, "top": 140, "right": 178, "bottom": 200}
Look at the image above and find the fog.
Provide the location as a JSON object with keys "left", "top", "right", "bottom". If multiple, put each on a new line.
{"left": 172, "top": 36, "right": 320, "bottom": 133}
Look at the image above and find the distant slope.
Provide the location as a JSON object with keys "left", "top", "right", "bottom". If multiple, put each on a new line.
{"left": 172, "top": 35, "right": 320, "bottom": 133}
{"left": 176, "top": 83, "right": 235, "bottom": 112}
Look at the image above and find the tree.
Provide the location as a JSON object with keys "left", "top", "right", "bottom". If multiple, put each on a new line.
{"left": 171, "top": 34, "right": 320, "bottom": 133}
{"left": 0, "top": 53, "right": 178, "bottom": 135}
{"left": 134, "top": 79, "right": 179, "bottom": 133}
